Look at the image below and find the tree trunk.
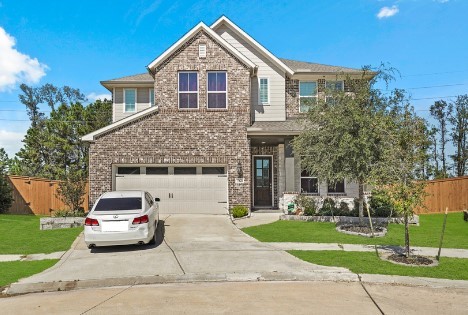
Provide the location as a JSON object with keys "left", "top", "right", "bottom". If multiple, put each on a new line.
{"left": 404, "top": 213, "right": 410, "bottom": 258}
{"left": 358, "top": 181, "right": 364, "bottom": 224}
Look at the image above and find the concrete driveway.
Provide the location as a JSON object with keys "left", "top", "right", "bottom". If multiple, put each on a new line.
{"left": 7, "top": 214, "right": 354, "bottom": 294}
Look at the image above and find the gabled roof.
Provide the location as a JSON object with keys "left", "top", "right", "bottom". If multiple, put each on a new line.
{"left": 280, "top": 58, "right": 362, "bottom": 74}
{"left": 102, "top": 73, "right": 154, "bottom": 82}
{"left": 100, "top": 73, "right": 154, "bottom": 91}
{"left": 82, "top": 106, "right": 158, "bottom": 142}
{"left": 211, "top": 16, "right": 295, "bottom": 76}
{"left": 147, "top": 22, "right": 256, "bottom": 72}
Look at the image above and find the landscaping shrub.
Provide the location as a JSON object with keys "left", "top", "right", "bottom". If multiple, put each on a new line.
{"left": 231, "top": 205, "right": 248, "bottom": 218}
{"left": 318, "top": 198, "right": 339, "bottom": 216}
{"left": 52, "top": 209, "right": 85, "bottom": 217}
{"left": 294, "top": 194, "right": 318, "bottom": 216}
{"left": 352, "top": 198, "right": 370, "bottom": 217}
{"left": 369, "top": 189, "right": 396, "bottom": 217}
{"left": 339, "top": 201, "right": 350, "bottom": 214}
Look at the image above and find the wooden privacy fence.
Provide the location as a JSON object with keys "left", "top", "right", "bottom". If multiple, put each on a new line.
{"left": 416, "top": 176, "right": 468, "bottom": 214}
{"left": 7, "top": 175, "right": 89, "bottom": 215}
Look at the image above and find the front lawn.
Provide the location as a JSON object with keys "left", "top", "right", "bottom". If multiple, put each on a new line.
{"left": 0, "top": 215, "right": 83, "bottom": 255}
{"left": 289, "top": 251, "right": 468, "bottom": 280}
{"left": 243, "top": 213, "right": 468, "bottom": 249}
{"left": 0, "top": 259, "right": 59, "bottom": 288}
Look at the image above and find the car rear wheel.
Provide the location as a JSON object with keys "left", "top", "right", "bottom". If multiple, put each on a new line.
{"left": 148, "top": 222, "right": 157, "bottom": 245}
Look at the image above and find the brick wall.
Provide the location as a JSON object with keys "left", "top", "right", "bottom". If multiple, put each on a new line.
{"left": 89, "top": 30, "right": 252, "bottom": 210}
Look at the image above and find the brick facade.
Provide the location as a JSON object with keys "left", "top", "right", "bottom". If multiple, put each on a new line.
{"left": 88, "top": 30, "right": 252, "bottom": 209}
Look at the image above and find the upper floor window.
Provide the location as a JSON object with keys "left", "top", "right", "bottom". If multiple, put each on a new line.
{"left": 301, "top": 170, "right": 319, "bottom": 194}
{"left": 325, "top": 80, "right": 344, "bottom": 105}
{"left": 207, "top": 71, "right": 227, "bottom": 109}
{"left": 327, "top": 179, "right": 345, "bottom": 194}
{"left": 149, "top": 88, "right": 155, "bottom": 107}
{"left": 299, "top": 81, "right": 317, "bottom": 113}
{"left": 124, "top": 89, "right": 136, "bottom": 112}
{"left": 259, "top": 77, "right": 269, "bottom": 105}
{"left": 178, "top": 72, "right": 198, "bottom": 109}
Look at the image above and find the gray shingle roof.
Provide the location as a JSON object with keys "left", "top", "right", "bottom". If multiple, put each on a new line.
{"left": 102, "top": 73, "right": 154, "bottom": 82}
{"left": 280, "top": 58, "right": 361, "bottom": 73}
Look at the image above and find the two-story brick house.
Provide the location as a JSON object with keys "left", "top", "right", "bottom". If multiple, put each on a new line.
{"left": 82, "top": 16, "right": 365, "bottom": 214}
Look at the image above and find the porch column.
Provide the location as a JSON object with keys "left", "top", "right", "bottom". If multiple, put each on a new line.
{"left": 285, "top": 139, "right": 295, "bottom": 192}
{"left": 278, "top": 144, "right": 286, "bottom": 197}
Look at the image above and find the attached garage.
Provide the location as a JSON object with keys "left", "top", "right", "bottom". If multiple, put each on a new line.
{"left": 114, "top": 165, "right": 228, "bottom": 215}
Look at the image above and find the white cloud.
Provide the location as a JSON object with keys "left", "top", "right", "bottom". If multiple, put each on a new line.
{"left": 377, "top": 5, "right": 399, "bottom": 19}
{"left": 0, "top": 27, "right": 48, "bottom": 92}
{"left": 87, "top": 92, "right": 112, "bottom": 102}
{"left": 136, "top": 0, "right": 162, "bottom": 26}
{"left": 0, "top": 129, "right": 25, "bottom": 157}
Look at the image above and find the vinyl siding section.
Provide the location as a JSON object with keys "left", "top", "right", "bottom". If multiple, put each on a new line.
{"left": 113, "top": 87, "right": 152, "bottom": 122}
{"left": 215, "top": 25, "right": 286, "bottom": 121}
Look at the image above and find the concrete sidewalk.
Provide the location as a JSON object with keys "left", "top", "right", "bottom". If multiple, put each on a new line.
{"left": 266, "top": 242, "right": 468, "bottom": 258}
{"left": 0, "top": 251, "right": 66, "bottom": 262}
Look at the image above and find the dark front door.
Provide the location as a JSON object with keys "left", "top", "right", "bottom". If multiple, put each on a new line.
{"left": 254, "top": 157, "right": 272, "bottom": 207}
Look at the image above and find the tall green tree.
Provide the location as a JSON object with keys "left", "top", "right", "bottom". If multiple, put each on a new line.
{"left": 430, "top": 100, "right": 450, "bottom": 178}
{"left": 0, "top": 148, "right": 13, "bottom": 213}
{"left": 293, "top": 65, "right": 395, "bottom": 220}
{"left": 449, "top": 95, "right": 468, "bottom": 177}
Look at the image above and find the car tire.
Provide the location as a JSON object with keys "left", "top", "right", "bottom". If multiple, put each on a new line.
{"left": 148, "top": 222, "right": 157, "bottom": 245}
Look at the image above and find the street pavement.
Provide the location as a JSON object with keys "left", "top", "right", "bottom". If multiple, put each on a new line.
{"left": 1, "top": 280, "right": 467, "bottom": 315}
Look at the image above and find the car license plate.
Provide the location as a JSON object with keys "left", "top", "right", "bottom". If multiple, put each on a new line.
{"left": 102, "top": 220, "right": 128, "bottom": 232}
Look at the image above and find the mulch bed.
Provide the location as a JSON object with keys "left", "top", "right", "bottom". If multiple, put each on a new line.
{"left": 339, "top": 225, "right": 385, "bottom": 234}
{"left": 388, "top": 254, "right": 434, "bottom": 266}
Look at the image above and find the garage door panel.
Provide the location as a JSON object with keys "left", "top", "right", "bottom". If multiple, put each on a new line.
{"left": 115, "top": 172, "right": 228, "bottom": 215}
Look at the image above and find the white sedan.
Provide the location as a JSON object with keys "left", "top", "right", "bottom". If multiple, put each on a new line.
{"left": 84, "top": 190, "right": 160, "bottom": 249}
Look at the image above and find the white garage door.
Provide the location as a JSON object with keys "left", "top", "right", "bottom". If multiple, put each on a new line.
{"left": 115, "top": 166, "right": 228, "bottom": 215}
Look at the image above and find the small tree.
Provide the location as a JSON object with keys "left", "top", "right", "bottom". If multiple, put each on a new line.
{"left": 56, "top": 167, "right": 87, "bottom": 215}
{"left": 430, "top": 100, "right": 450, "bottom": 178}
{"left": 0, "top": 148, "right": 13, "bottom": 213}
{"left": 378, "top": 98, "right": 429, "bottom": 258}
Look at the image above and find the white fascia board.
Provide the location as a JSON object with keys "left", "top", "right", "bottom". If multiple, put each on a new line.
{"left": 81, "top": 106, "right": 158, "bottom": 142}
{"left": 147, "top": 22, "right": 256, "bottom": 71}
{"left": 211, "top": 16, "right": 294, "bottom": 76}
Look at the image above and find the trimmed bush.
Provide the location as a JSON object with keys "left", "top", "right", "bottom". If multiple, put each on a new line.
{"left": 231, "top": 205, "right": 248, "bottom": 218}
{"left": 294, "top": 194, "right": 318, "bottom": 216}
{"left": 319, "top": 198, "right": 339, "bottom": 216}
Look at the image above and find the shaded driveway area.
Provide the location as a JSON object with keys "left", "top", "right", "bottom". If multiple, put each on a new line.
{"left": 7, "top": 214, "right": 354, "bottom": 294}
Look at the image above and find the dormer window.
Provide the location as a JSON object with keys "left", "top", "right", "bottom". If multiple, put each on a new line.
{"left": 124, "top": 89, "right": 136, "bottom": 112}
{"left": 178, "top": 72, "right": 198, "bottom": 109}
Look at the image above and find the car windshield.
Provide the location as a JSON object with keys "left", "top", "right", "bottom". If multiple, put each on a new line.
{"left": 94, "top": 197, "right": 142, "bottom": 211}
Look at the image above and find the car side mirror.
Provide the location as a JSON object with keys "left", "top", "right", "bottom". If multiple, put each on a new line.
{"left": 155, "top": 198, "right": 160, "bottom": 202}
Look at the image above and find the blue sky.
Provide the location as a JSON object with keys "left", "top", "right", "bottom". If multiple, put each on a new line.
{"left": 0, "top": 0, "right": 467, "bottom": 157}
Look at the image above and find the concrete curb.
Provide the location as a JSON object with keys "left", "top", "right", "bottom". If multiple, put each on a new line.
{"left": 360, "top": 274, "right": 468, "bottom": 289}
{"left": 5, "top": 271, "right": 358, "bottom": 295}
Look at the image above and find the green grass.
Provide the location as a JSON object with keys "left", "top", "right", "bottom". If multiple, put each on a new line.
{"left": 0, "top": 214, "right": 83, "bottom": 255}
{"left": 243, "top": 213, "right": 468, "bottom": 249}
{"left": 289, "top": 250, "right": 468, "bottom": 280}
{"left": 0, "top": 259, "right": 59, "bottom": 287}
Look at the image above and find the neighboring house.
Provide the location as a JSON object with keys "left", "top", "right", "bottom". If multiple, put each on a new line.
{"left": 82, "top": 16, "right": 366, "bottom": 214}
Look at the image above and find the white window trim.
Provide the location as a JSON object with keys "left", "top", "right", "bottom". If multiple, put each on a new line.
{"left": 149, "top": 88, "right": 154, "bottom": 107}
{"left": 299, "top": 81, "right": 318, "bottom": 113}
{"left": 300, "top": 173, "right": 320, "bottom": 195}
{"left": 325, "top": 80, "right": 344, "bottom": 104}
{"left": 327, "top": 179, "right": 346, "bottom": 195}
{"left": 178, "top": 71, "right": 199, "bottom": 109}
{"left": 123, "top": 88, "right": 137, "bottom": 113}
{"left": 206, "top": 71, "right": 228, "bottom": 109}
{"left": 258, "top": 77, "right": 270, "bottom": 105}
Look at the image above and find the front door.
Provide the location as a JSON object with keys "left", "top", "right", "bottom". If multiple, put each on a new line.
{"left": 254, "top": 157, "right": 272, "bottom": 207}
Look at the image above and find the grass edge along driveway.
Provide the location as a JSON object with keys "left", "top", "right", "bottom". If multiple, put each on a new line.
{"left": 0, "top": 259, "right": 59, "bottom": 288}
{"left": 0, "top": 214, "right": 83, "bottom": 255}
